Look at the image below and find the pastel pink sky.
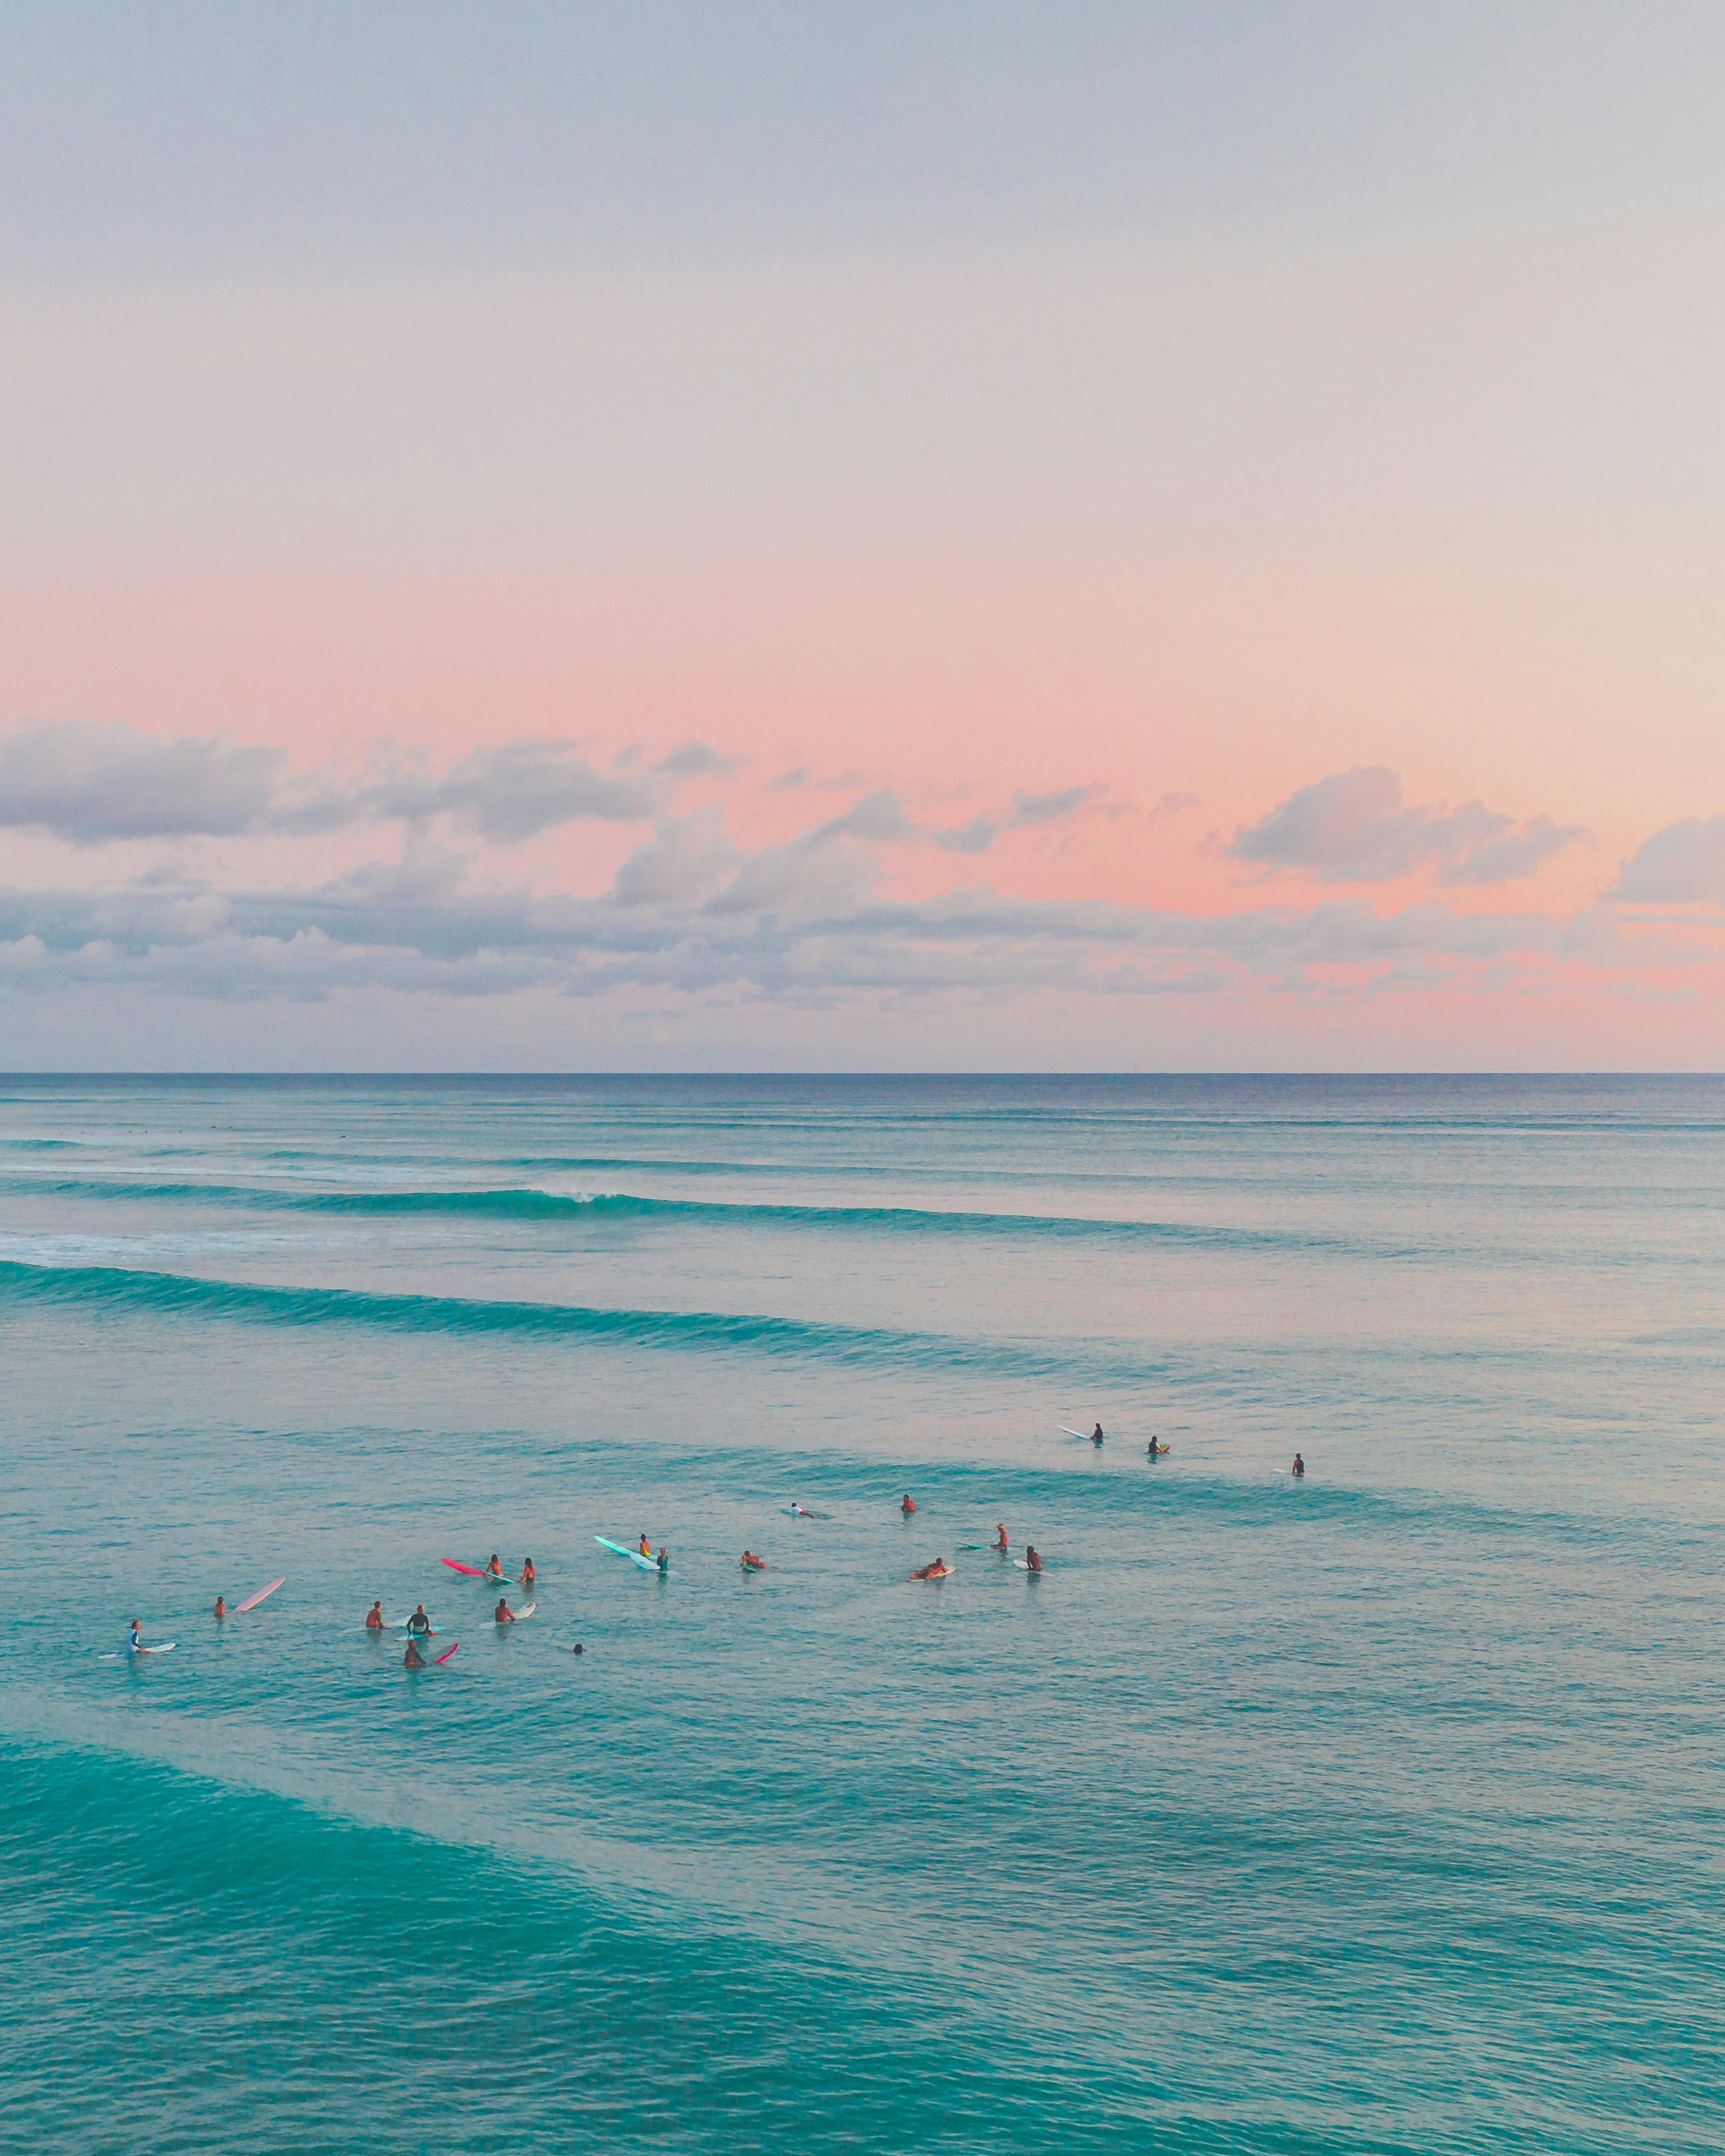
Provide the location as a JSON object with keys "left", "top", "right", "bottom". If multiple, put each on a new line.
{"left": 1, "top": 6, "right": 1722, "bottom": 1067}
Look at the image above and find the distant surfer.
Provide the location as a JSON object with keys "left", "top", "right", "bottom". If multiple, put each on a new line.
{"left": 909, "top": 1558, "right": 952, "bottom": 1581}
{"left": 128, "top": 1617, "right": 142, "bottom": 1653}
{"left": 639, "top": 1532, "right": 653, "bottom": 1558}
{"left": 406, "top": 1604, "right": 432, "bottom": 1636}
{"left": 213, "top": 1595, "right": 227, "bottom": 1619}
{"left": 656, "top": 1547, "right": 669, "bottom": 1576}
{"left": 1292, "top": 1454, "right": 1306, "bottom": 1479}
{"left": 1147, "top": 1437, "right": 1167, "bottom": 1458}
{"left": 494, "top": 1597, "right": 516, "bottom": 1622}
{"left": 1091, "top": 1423, "right": 1104, "bottom": 1446}
{"left": 568, "top": 1643, "right": 584, "bottom": 1655}
{"left": 403, "top": 1638, "right": 426, "bottom": 1669}
{"left": 484, "top": 1554, "right": 506, "bottom": 1583}
{"left": 993, "top": 1523, "right": 1009, "bottom": 1551}
{"left": 519, "top": 1558, "right": 536, "bottom": 1588}
{"left": 365, "top": 1601, "right": 384, "bottom": 1629}
{"left": 901, "top": 1494, "right": 916, "bottom": 1515}
{"left": 741, "top": 1550, "right": 766, "bottom": 1571}
{"left": 1024, "top": 1546, "right": 1043, "bottom": 1573}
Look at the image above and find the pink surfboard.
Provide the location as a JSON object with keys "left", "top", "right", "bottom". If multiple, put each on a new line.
{"left": 237, "top": 1577, "right": 285, "bottom": 1613}
{"left": 441, "top": 1558, "right": 484, "bottom": 1576}
{"left": 435, "top": 1641, "right": 460, "bottom": 1665}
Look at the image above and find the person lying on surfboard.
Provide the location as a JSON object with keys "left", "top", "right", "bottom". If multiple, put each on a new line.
{"left": 406, "top": 1605, "right": 432, "bottom": 1636}
{"left": 494, "top": 1597, "right": 516, "bottom": 1622}
{"left": 741, "top": 1550, "right": 766, "bottom": 1571}
{"left": 365, "top": 1602, "right": 384, "bottom": 1629}
{"left": 909, "top": 1559, "right": 951, "bottom": 1580}
{"left": 993, "top": 1524, "right": 1009, "bottom": 1551}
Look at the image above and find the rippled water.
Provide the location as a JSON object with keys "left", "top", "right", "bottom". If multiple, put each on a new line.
{"left": 1, "top": 1074, "right": 1721, "bottom": 2152}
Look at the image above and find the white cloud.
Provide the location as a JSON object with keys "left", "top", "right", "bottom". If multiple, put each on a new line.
{"left": 0, "top": 719, "right": 280, "bottom": 841}
{"left": 1229, "top": 767, "right": 1584, "bottom": 886}
{"left": 1611, "top": 817, "right": 1725, "bottom": 903}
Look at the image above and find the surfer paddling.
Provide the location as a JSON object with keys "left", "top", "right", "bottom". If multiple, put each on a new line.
{"left": 741, "top": 1551, "right": 767, "bottom": 1571}
{"left": 909, "top": 1559, "right": 953, "bottom": 1581}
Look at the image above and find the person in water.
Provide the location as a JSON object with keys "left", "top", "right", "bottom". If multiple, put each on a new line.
{"left": 213, "top": 1595, "right": 227, "bottom": 1619}
{"left": 484, "top": 1553, "right": 505, "bottom": 1581}
{"left": 994, "top": 1523, "right": 1010, "bottom": 1551}
{"left": 639, "top": 1532, "right": 653, "bottom": 1558}
{"left": 403, "top": 1638, "right": 426, "bottom": 1668}
{"left": 656, "top": 1547, "right": 669, "bottom": 1575}
{"left": 128, "top": 1617, "right": 143, "bottom": 1652}
{"left": 1147, "top": 1436, "right": 1166, "bottom": 1457}
{"left": 494, "top": 1597, "right": 516, "bottom": 1622}
{"left": 406, "top": 1604, "right": 431, "bottom": 1636}
{"left": 901, "top": 1494, "right": 916, "bottom": 1515}
{"left": 1024, "top": 1546, "right": 1043, "bottom": 1573}
{"left": 909, "top": 1558, "right": 950, "bottom": 1580}
{"left": 519, "top": 1558, "right": 536, "bottom": 1588}
{"left": 365, "top": 1601, "right": 384, "bottom": 1629}
{"left": 1292, "top": 1454, "right": 1306, "bottom": 1478}
{"left": 1092, "top": 1422, "right": 1105, "bottom": 1445}
{"left": 741, "top": 1550, "right": 766, "bottom": 1571}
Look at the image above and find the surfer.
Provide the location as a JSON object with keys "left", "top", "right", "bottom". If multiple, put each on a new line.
{"left": 741, "top": 1550, "right": 766, "bottom": 1571}
{"left": 213, "top": 1595, "right": 227, "bottom": 1619}
{"left": 1024, "top": 1546, "right": 1043, "bottom": 1573}
{"left": 406, "top": 1604, "right": 432, "bottom": 1636}
{"left": 901, "top": 1494, "right": 916, "bottom": 1515}
{"left": 519, "top": 1558, "right": 536, "bottom": 1588}
{"left": 365, "top": 1602, "right": 384, "bottom": 1629}
{"left": 1292, "top": 1454, "right": 1306, "bottom": 1479}
{"left": 994, "top": 1523, "right": 1009, "bottom": 1551}
{"left": 484, "top": 1554, "right": 506, "bottom": 1583}
{"left": 1147, "top": 1437, "right": 1166, "bottom": 1458}
{"left": 909, "top": 1559, "right": 951, "bottom": 1581}
{"left": 569, "top": 1643, "right": 584, "bottom": 1655}
{"left": 494, "top": 1597, "right": 516, "bottom": 1622}
{"left": 1091, "top": 1422, "right": 1105, "bottom": 1445}
{"left": 128, "top": 1618, "right": 142, "bottom": 1653}
{"left": 656, "top": 1547, "right": 669, "bottom": 1576}
{"left": 638, "top": 1532, "right": 653, "bottom": 1558}
{"left": 403, "top": 1638, "right": 426, "bottom": 1668}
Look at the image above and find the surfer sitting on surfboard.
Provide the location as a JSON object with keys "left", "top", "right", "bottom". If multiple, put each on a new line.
{"left": 483, "top": 1554, "right": 506, "bottom": 1583}
{"left": 403, "top": 1638, "right": 426, "bottom": 1667}
{"left": 519, "top": 1559, "right": 536, "bottom": 1588}
{"left": 128, "top": 1618, "right": 143, "bottom": 1653}
{"left": 494, "top": 1597, "right": 516, "bottom": 1622}
{"left": 993, "top": 1523, "right": 1009, "bottom": 1551}
{"left": 1147, "top": 1437, "right": 1167, "bottom": 1457}
{"left": 365, "top": 1602, "right": 384, "bottom": 1629}
{"left": 1292, "top": 1454, "right": 1306, "bottom": 1478}
{"left": 406, "top": 1605, "right": 432, "bottom": 1636}
{"left": 639, "top": 1532, "right": 653, "bottom": 1558}
{"left": 213, "top": 1595, "right": 227, "bottom": 1619}
{"left": 1092, "top": 1422, "right": 1105, "bottom": 1445}
{"left": 1024, "top": 1547, "right": 1043, "bottom": 1573}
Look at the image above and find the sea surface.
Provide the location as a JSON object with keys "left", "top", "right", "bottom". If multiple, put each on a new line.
{"left": 1, "top": 1073, "right": 1721, "bottom": 2154}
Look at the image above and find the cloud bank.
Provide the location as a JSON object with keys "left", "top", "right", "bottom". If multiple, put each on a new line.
{"left": 1228, "top": 767, "right": 1585, "bottom": 887}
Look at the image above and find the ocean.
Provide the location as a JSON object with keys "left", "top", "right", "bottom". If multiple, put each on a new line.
{"left": 1, "top": 1073, "right": 1720, "bottom": 2153}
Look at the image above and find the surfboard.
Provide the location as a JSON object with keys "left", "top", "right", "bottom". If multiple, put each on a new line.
{"left": 496, "top": 1601, "right": 536, "bottom": 1622}
{"left": 435, "top": 1641, "right": 459, "bottom": 1664}
{"left": 102, "top": 1641, "right": 177, "bottom": 1657}
{"left": 1059, "top": 1427, "right": 1089, "bottom": 1439}
{"left": 237, "top": 1578, "right": 284, "bottom": 1613}
{"left": 442, "top": 1558, "right": 484, "bottom": 1576}
{"left": 595, "top": 1536, "right": 660, "bottom": 1572}
{"left": 1146, "top": 1445, "right": 1173, "bottom": 1458}
{"left": 392, "top": 1619, "right": 441, "bottom": 1634}
{"left": 782, "top": 1506, "right": 830, "bottom": 1518}
{"left": 1013, "top": 1560, "right": 1043, "bottom": 1573}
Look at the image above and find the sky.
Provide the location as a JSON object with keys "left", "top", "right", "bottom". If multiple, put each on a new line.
{"left": 2, "top": 0, "right": 1723, "bottom": 1070}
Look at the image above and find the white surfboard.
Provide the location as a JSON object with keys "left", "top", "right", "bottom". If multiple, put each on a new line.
{"left": 102, "top": 1641, "right": 177, "bottom": 1658}
{"left": 497, "top": 1601, "right": 536, "bottom": 1622}
{"left": 237, "top": 1578, "right": 285, "bottom": 1613}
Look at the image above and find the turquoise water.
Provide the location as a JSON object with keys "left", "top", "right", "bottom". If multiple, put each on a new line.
{"left": 1, "top": 1073, "right": 1721, "bottom": 2153}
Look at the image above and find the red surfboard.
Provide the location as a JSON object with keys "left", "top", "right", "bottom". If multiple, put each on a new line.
{"left": 435, "top": 1641, "right": 460, "bottom": 1665}
{"left": 441, "top": 1559, "right": 484, "bottom": 1576}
